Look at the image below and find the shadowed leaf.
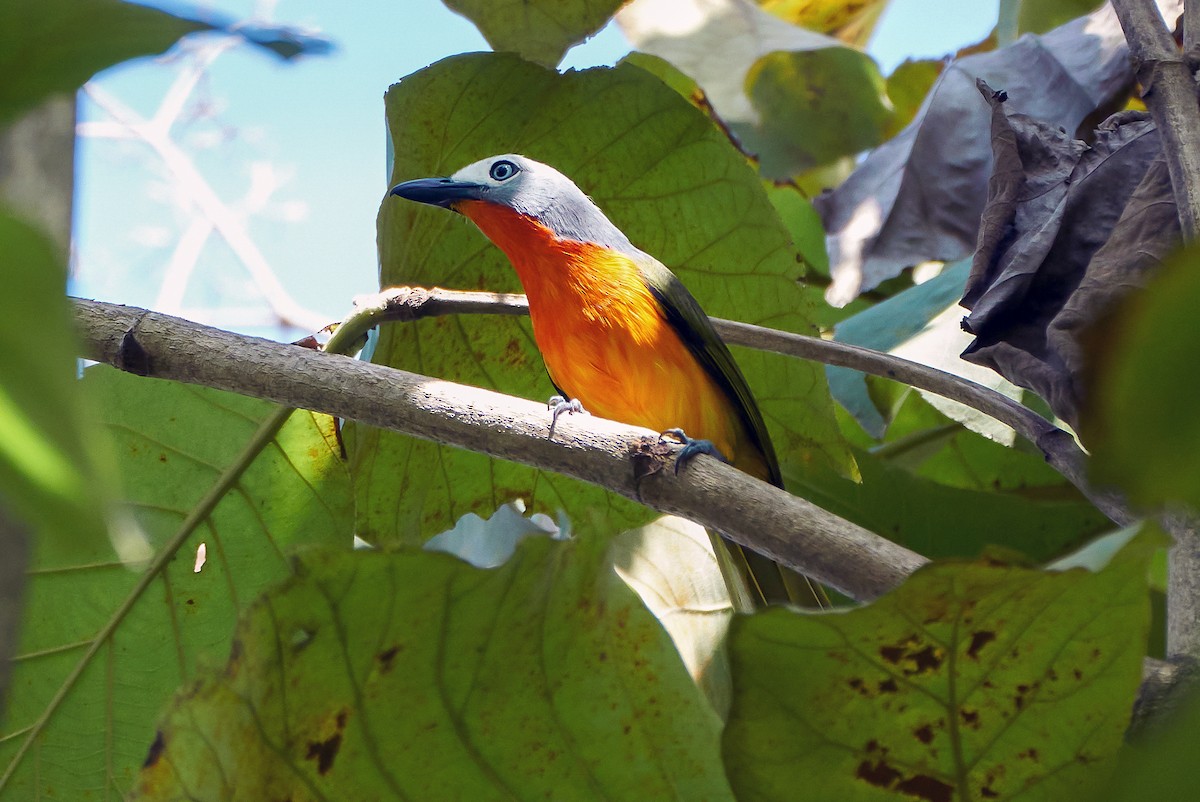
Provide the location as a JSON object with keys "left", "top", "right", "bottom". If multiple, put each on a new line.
{"left": 1086, "top": 247, "right": 1200, "bottom": 510}
{"left": 132, "top": 535, "right": 734, "bottom": 801}
{"left": 814, "top": 1, "right": 1155, "bottom": 305}
{"left": 0, "top": 0, "right": 330, "bottom": 125}
{"left": 960, "top": 84, "right": 1176, "bottom": 429}
{"left": 723, "top": 526, "right": 1160, "bottom": 801}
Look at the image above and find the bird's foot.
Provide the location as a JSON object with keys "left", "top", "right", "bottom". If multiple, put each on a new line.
{"left": 660, "top": 428, "right": 729, "bottom": 475}
{"left": 548, "top": 395, "right": 587, "bottom": 437}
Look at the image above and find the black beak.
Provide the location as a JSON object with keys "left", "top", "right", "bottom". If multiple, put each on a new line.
{"left": 389, "top": 177, "right": 485, "bottom": 208}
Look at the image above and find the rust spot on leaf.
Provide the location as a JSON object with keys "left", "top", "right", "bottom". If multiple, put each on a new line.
{"left": 967, "top": 630, "right": 995, "bottom": 659}
{"left": 857, "top": 760, "right": 902, "bottom": 788}
{"left": 1019, "top": 748, "right": 1040, "bottom": 762}
{"left": 880, "top": 637, "right": 943, "bottom": 675}
{"left": 306, "top": 733, "right": 342, "bottom": 775}
{"left": 142, "top": 730, "right": 165, "bottom": 768}
{"left": 913, "top": 724, "right": 934, "bottom": 744}
{"left": 377, "top": 644, "right": 401, "bottom": 672}
{"left": 879, "top": 678, "right": 898, "bottom": 693}
{"left": 896, "top": 774, "right": 953, "bottom": 802}
{"left": 960, "top": 708, "right": 980, "bottom": 729}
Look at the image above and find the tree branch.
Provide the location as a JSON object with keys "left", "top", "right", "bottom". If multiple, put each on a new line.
{"left": 363, "top": 286, "right": 1136, "bottom": 528}
{"left": 72, "top": 298, "right": 926, "bottom": 603}
{"left": 1113, "top": 0, "right": 1200, "bottom": 240}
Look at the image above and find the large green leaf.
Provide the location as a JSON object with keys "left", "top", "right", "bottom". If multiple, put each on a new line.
{"left": 356, "top": 52, "right": 851, "bottom": 545}
{"left": 723, "top": 526, "right": 1160, "bottom": 801}
{"left": 1085, "top": 246, "right": 1200, "bottom": 510}
{"left": 132, "top": 533, "right": 734, "bottom": 801}
{"left": 442, "top": 0, "right": 625, "bottom": 68}
{"left": 0, "top": 368, "right": 353, "bottom": 799}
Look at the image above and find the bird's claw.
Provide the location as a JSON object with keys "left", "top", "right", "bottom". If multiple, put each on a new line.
{"left": 548, "top": 395, "right": 586, "bottom": 437}
{"left": 660, "top": 428, "right": 728, "bottom": 475}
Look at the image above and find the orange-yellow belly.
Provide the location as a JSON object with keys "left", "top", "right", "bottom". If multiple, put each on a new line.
{"left": 459, "top": 200, "right": 766, "bottom": 479}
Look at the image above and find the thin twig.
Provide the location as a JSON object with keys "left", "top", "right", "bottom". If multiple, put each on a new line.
{"left": 72, "top": 297, "right": 927, "bottom": 604}
{"left": 365, "top": 286, "right": 1136, "bottom": 527}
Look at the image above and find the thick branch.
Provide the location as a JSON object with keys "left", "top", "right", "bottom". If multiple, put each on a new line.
{"left": 365, "top": 287, "right": 1135, "bottom": 527}
{"left": 1113, "top": 0, "right": 1200, "bottom": 240}
{"left": 73, "top": 298, "right": 926, "bottom": 603}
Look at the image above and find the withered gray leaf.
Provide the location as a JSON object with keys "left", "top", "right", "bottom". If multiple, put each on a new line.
{"left": 814, "top": 0, "right": 1182, "bottom": 306}
{"left": 959, "top": 80, "right": 1179, "bottom": 430}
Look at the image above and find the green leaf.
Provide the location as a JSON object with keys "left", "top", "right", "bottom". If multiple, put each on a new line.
{"left": 793, "top": 446, "right": 1111, "bottom": 563}
{"left": 885, "top": 58, "right": 943, "bottom": 136}
{"left": 0, "top": 0, "right": 332, "bottom": 125}
{"left": 356, "top": 52, "right": 852, "bottom": 544}
{"left": 131, "top": 534, "right": 735, "bottom": 801}
{"left": 1087, "top": 247, "right": 1200, "bottom": 510}
{"left": 746, "top": 47, "right": 893, "bottom": 174}
{"left": 619, "top": 0, "right": 891, "bottom": 177}
{"left": 1012, "top": 0, "right": 1104, "bottom": 36}
{"left": 0, "top": 0, "right": 205, "bottom": 125}
{"left": 0, "top": 368, "right": 353, "bottom": 798}
{"left": 0, "top": 209, "right": 107, "bottom": 556}
{"left": 723, "top": 525, "right": 1161, "bottom": 801}
{"left": 442, "top": 0, "right": 624, "bottom": 68}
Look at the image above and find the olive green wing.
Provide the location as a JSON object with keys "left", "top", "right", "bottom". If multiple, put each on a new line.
{"left": 637, "top": 257, "right": 783, "bottom": 488}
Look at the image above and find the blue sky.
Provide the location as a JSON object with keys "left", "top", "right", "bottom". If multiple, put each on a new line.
{"left": 74, "top": 0, "right": 1000, "bottom": 335}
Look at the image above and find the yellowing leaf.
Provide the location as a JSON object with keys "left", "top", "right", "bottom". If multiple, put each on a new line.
{"left": 756, "top": 0, "right": 889, "bottom": 46}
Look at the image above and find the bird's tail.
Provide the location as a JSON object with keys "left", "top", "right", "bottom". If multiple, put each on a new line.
{"left": 709, "top": 533, "right": 830, "bottom": 611}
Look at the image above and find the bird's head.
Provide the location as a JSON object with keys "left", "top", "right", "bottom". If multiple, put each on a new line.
{"left": 389, "top": 154, "right": 637, "bottom": 254}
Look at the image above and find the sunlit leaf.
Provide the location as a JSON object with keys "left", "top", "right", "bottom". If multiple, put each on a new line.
{"left": 724, "top": 525, "right": 1160, "bottom": 801}
{"left": 0, "top": 368, "right": 353, "bottom": 798}
{"left": 1007, "top": 0, "right": 1106, "bottom": 36}
{"left": 356, "top": 52, "right": 852, "bottom": 546}
{"left": 133, "top": 534, "right": 734, "bottom": 801}
{"left": 746, "top": 47, "right": 892, "bottom": 174}
{"left": 0, "top": 209, "right": 107, "bottom": 556}
{"left": 755, "top": 0, "right": 889, "bottom": 46}
{"left": 442, "top": 0, "right": 625, "bottom": 67}
{"left": 619, "top": 0, "right": 892, "bottom": 177}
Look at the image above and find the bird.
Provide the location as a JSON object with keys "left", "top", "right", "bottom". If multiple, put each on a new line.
{"left": 389, "top": 154, "right": 825, "bottom": 609}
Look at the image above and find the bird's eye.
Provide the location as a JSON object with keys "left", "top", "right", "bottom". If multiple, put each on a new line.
{"left": 489, "top": 160, "right": 519, "bottom": 181}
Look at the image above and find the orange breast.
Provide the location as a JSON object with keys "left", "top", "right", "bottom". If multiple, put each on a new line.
{"left": 458, "top": 200, "right": 767, "bottom": 478}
